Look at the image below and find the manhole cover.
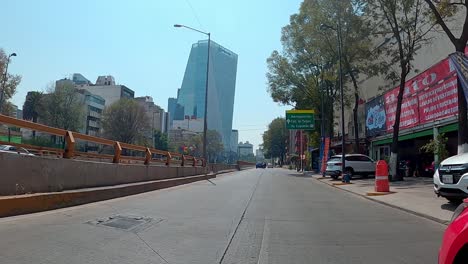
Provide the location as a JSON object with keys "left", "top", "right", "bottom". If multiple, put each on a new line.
{"left": 88, "top": 215, "right": 157, "bottom": 232}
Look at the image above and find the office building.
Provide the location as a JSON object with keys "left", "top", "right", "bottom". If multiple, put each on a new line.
{"left": 238, "top": 141, "right": 253, "bottom": 157}
{"left": 176, "top": 40, "right": 238, "bottom": 151}
{"left": 230, "top": 129, "right": 238, "bottom": 153}
{"left": 135, "top": 96, "right": 167, "bottom": 145}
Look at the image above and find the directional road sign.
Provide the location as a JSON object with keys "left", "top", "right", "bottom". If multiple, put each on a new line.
{"left": 286, "top": 110, "right": 315, "bottom": 130}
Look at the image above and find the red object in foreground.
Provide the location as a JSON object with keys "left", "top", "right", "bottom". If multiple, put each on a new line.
{"left": 375, "top": 160, "right": 389, "bottom": 192}
{"left": 439, "top": 199, "right": 468, "bottom": 264}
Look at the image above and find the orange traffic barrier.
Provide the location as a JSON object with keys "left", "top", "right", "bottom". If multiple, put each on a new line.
{"left": 375, "top": 160, "right": 390, "bottom": 192}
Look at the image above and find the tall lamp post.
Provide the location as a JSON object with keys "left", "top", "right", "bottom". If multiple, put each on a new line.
{"left": 0, "top": 52, "right": 17, "bottom": 111}
{"left": 320, "top": 20, "right": 345, "bottom": 178}
{"left": 174, "top": 24, "right": 210, "bottom": 164}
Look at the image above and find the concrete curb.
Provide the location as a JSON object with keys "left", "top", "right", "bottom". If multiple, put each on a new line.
{"left": 0, "top": 173, "right": 216, "bottom": 218}
{"left": 314, "top": 177, "right": 450, "bottom": 226}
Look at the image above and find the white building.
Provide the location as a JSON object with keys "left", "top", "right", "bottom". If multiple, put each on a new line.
{"left": 238, "top": 141, "right": 253, "bottom": 157}
{"left": 74, "top": 75, "right": 134, "bottom": 107}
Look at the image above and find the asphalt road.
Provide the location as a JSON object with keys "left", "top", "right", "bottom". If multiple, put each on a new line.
{"left": 0, "top": 168, "right": 445, "bottom": 264}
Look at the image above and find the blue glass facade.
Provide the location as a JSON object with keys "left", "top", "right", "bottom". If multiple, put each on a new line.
{"left": 177, "top": 40, "right": 238, "bottom": 150}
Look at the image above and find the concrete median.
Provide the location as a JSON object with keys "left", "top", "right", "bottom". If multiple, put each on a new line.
{"left": 0, "top": 173, "right": 215, "bottom": 218}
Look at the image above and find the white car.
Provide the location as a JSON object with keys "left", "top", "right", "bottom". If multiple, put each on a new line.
{"left": 326, "top": 154, "right": 376, "bottom": 179}
{"left": 434, "top": 153, "right": 468, "bottom": 203}
{"left": 0, "top": 145, "right": 35, "bottom": 156}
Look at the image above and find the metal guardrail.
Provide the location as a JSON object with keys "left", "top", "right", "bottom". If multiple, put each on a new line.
{"left": 0, "top": 114, "right": 205, "bottom": 167}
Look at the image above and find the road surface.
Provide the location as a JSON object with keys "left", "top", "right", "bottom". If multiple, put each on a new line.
{"left": 0, "top": 168, "right": 444, "bottom": 263}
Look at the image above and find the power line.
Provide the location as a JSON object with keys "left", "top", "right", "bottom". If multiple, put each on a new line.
{"left": 185, "top": 0, "right": 204, "bottom": 31}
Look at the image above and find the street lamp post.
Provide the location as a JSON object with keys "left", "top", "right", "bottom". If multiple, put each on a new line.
{"left": 0, "top": 53, "right": 17, "bottom": 111}
{"left": 320, "top": 19, "right": 346, "bottom": 178}
{"left": 174, "top": 24, "right": 210, "bottom": 165}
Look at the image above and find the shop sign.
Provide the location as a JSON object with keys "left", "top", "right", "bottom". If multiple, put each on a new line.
{"left": 382, "top": 58, "right": 457, "bottom": 132}
{"left": 365, "top": 95, "right": 387, "bottom": 137}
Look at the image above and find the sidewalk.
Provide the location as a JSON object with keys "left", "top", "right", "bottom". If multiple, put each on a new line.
{"left": 313, "top": 174, "right": 457, "bottom": 224}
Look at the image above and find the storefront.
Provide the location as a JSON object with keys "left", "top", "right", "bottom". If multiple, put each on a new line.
{"left": 365, "top": 55, "right": 460, "bottom": 176}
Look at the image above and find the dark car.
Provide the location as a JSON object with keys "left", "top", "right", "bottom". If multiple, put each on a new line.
{"left": 256, "top": 162, "right": 266, "bottom": 169}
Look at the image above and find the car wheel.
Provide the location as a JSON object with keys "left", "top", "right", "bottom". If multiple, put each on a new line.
{"left": 446, "top": 197, "right": 463, "bottom": 204}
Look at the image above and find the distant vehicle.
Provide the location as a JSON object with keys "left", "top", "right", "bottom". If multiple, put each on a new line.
{"left": 256, "top": 162, "right": 266, "bottom": 169}
{"left": 0, "top": 145, "right": 35, "bottom": 156}
{"left": 267, "top": 163, "right": 273, "bottom": 168}
{"left": 434, "top": 153, "right": 468, "bottom": 203}
{"left": 325, "top": 154, "right": 376, "bottom": 179}
{"left": 439, "top": 198, "right": 468, "bottom": 264}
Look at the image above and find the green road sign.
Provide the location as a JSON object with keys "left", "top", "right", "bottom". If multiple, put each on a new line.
{"left": 286, "top": 110, "right": 315, "bottom": 130}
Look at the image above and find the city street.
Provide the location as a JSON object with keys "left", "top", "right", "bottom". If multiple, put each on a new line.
{"left": 0, "top": 168, "right": 444, "bottom": 264}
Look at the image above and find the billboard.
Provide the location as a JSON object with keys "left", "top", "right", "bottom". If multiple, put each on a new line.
{"left": 365, "top": 57, "right": 458, "bottom": 135}
{"left": 365, "top": 95, "right": 387, "bottom": 137}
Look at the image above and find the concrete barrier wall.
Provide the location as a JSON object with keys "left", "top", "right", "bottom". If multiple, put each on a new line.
{"left": 0, "top": 152, "right": 208, "bottom": 196}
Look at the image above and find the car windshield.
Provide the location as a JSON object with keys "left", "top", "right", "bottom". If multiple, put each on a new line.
{"left": 0, "top": 0, "right": 456, "bottom": 263}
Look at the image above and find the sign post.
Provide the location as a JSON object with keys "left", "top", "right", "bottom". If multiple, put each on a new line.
{"left": 286, "top": 110, "right": 315, "bottom": 172}
{"left": 286, "top": 110, "right": 315, "bottom": 130}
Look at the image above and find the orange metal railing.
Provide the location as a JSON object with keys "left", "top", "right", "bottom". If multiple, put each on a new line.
{"left": 0, "top": 114, "right": 205, "bottom": 167}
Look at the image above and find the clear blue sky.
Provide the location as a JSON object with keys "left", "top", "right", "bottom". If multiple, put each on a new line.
{"left": 3, "top": 0, "right": 301, "bottom": 150}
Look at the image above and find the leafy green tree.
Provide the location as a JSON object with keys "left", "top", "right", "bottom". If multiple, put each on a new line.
{"left": 367, "top": 0, "right": 434, "bottom": 180}
{"left": 262, "top": 118, "right": 288, "bottom": 165}
{"left": 0, "top": 49, "right": 21, "bottom": 114}
{"left": 39, "top": 83, "right": 84, "bottom": 131}
{"left": 153, "top": 130, "right": 168, "bottom": 151}
{"left": 101, "top": 98, "right": 149, "bottom": 144}
{"left": 423, "top": 0, "right": 468, "bottom": 153}
{"left": 266, "top": 0, "right": 379, "bottom": 151}
{"left": 421, "top": 133, "right": 449, "bottom": 166}
{"left": 22, "top": 91, "right": 43, "bottom": 138}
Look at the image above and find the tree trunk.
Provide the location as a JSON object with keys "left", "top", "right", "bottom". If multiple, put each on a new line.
{"left": 389, "top": 76, "right": 407, "bottom": 181}
{"left": 32, "top": 116, "right": 37, "bottom": 139}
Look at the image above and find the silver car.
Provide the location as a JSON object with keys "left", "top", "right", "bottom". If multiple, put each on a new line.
{"left": 0, "top": 145, "right": 35, "bottom": 156}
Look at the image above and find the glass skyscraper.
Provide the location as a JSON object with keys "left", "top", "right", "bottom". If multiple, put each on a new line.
{"left": 176, "top": 40, "right": 238, "bottom": 151}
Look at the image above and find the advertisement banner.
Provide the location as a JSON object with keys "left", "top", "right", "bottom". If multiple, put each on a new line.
{"left": 449, "top": 52, "right": 468, "bottom": 106}
{"left": 320, "top": 137, "right": 330, "bottom": 175}
{"left": 383, "top": 58, "right": 455, "bottom": 131}
{"left": 418, "top": 75, "right": 458, "bottom": 123}
{"left": 365, "top": 95, "right": 387, "bottom": 137}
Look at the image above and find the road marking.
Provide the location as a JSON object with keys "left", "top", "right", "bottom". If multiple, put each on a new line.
{"left": 257, "top": 219, "right": 270, "bottom": 264}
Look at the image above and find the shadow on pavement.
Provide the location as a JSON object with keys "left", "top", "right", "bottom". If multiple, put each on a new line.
{"left": 441, "top": 202, "right": 458, "bottom": 212}
{"left": 287, "top": 173, "right": 312, "bottom": 178}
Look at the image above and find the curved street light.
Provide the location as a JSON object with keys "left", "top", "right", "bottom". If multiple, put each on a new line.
{"left": 320, "top": 21, "right": 346, "bottom": 178}
{"left": 174, "top": 24, "right": 211, "bottom": 165}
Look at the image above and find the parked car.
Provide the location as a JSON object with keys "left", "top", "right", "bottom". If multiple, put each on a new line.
{"left": 0, "top": 145, "right": 35, "bottom": 156}
{"left": 439, "top": 198, "right": 468, "bottom": 264}
{"left": 267, "top": 163, "right": 273, "bottom": 168}
{"left": 256, "top": 162, "right": 266, "bottom": 169}
{"left": 325, "top": 154, "right": 376, "bottom": 179}
{"left": 434, "top": 153, "right": 468, "bottom": 203}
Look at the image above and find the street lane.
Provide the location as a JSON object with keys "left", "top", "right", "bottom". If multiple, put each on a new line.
{"left": 0, "top": 169, "right": 444, "bottom": 264}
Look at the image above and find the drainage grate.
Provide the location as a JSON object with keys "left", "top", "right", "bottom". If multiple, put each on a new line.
{"left": 88, "top": 215, "right": 158, "bottom": 232}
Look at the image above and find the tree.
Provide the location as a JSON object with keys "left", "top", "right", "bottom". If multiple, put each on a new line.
{"left": 262, "top": 118, "right": 288, "bottom": 165}
{"left": 101, "top": 98, "right": 149, "bottom": 144}
{"left": 39, "top": 83, "right": 84, "bottom": 131}
{"left": 423, "top": 0, "right": 468, "bottom": 153}
{"left": 153, "top": 130, "right": 168, "bottom": 151}
{"left": 0, "top": 49, "right": 21, "bottom": 114}
{"left": 421, "top": 133, "right": 449, "bottom": 166}
{"left": 368, "top": 0, "right": 434, "bottom": 180}
{"left": 266, "top": 0, "right": 379, "bottom": 150}
{"left": 22, "top": 91, "right": 43, "bottom": 138}
{"left": 206, "top": 130, "right": 224, "bottom": 163}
